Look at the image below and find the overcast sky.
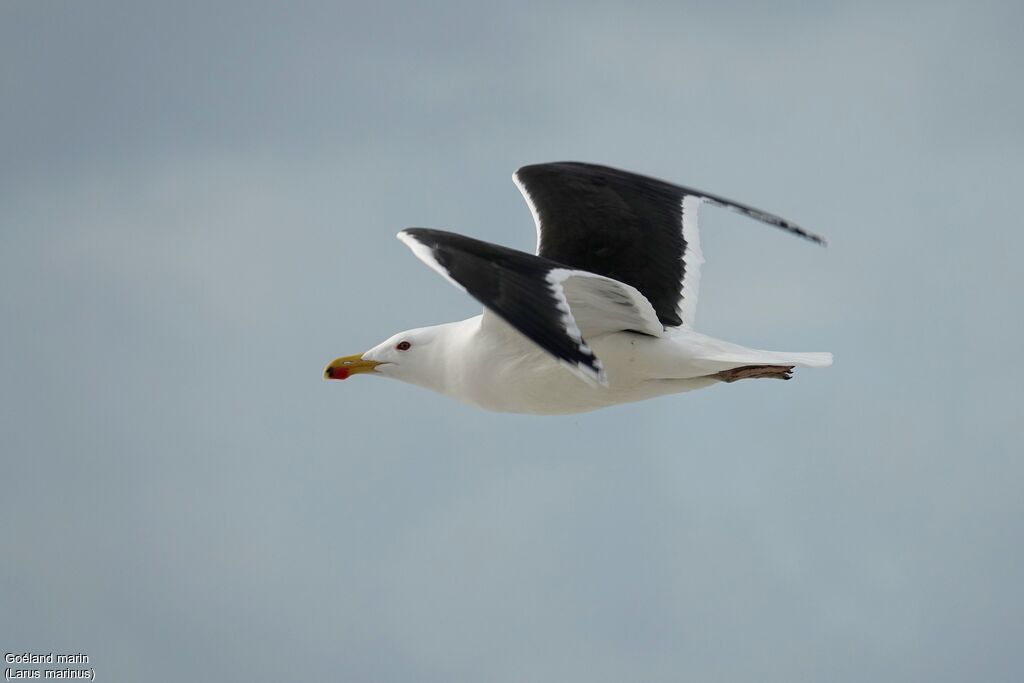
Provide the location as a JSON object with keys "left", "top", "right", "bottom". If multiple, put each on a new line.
{"left": 2, "top": 1, "right": 1023, "bottom": 681}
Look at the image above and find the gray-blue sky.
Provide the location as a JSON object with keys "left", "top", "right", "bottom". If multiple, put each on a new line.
{"left": 2, "top": 1, "right": 1022, "bottom": 681}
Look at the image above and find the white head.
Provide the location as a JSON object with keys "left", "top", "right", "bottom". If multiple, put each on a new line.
{"left": 323, "top": 324, "right": 453, "bottom": 392}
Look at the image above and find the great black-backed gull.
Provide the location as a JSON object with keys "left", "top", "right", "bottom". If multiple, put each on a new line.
{"left": 324, "top": 162, "right": 832, "bottom": 414}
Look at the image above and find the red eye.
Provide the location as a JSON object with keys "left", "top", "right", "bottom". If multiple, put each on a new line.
{"left": 396, "top": 341, "right": 411, "bottom": 351}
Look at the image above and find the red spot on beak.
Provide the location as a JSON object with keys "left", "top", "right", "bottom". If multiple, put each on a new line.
{"left": 326, "top": 366, "right": 350, "bottom": 380}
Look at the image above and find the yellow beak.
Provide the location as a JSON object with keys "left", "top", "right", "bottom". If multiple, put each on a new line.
{"left": 323, "top": 354, "right": 384, "bottom": 380}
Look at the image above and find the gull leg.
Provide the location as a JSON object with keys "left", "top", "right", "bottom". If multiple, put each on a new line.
{"left": 713, "top": 365, "right": 795, "bottom": 383}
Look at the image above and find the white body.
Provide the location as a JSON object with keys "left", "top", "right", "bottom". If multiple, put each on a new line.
{"left": 369, "top": 314, "right": 832, "bottom": 415}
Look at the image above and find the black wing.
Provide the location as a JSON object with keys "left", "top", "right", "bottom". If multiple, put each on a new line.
{"left": 513, "top": 162, "right": 825, "bottom": 328}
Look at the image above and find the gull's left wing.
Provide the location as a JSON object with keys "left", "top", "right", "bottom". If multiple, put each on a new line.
{"left": 397, "top": 228, "right": 664, "bottom": 386}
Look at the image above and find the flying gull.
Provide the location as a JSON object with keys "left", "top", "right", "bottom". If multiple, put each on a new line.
{"left": 324, "top": 162, "right": 832, "bottom": 414}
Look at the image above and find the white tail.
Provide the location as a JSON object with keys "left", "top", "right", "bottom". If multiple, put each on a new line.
{"left": 770, "top": 351, "right": 833, "bottom": 368}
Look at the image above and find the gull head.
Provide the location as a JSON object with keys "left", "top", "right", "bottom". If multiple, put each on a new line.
{"left": 324, "top": 324, "right": 451, "bottom": 389}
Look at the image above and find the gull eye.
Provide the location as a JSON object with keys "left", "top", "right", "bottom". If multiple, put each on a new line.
{"left": 396, "top": 341, "right": 411, "bottom": 351}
